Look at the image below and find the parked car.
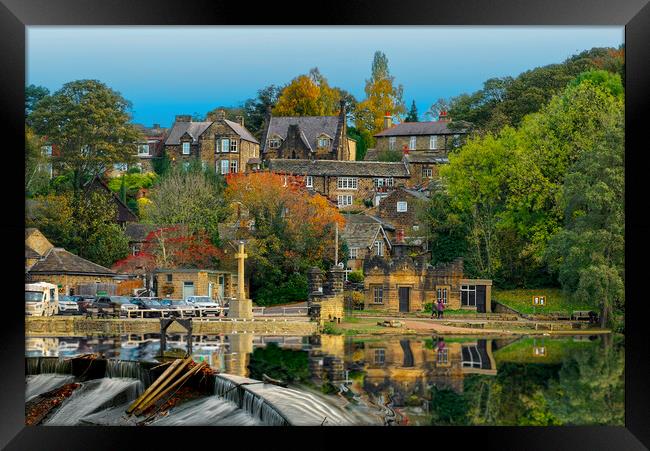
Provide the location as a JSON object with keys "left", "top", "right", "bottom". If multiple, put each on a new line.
{"left": 77, "top": 296, "right": 96, "bottom": 313}
{"left": 87, "top": 297, "right": 119, "bottom": 318}
{"left": 161, "top": 299, "right": 198, "bottom": 317}
{"left": 129, "top": 298, "right": 165, "bottom": 318}
{"left": 185, "top": 296, "right": 222, "bottom": 317}
{"left": 58, "top": 296, "right": 81, "bottom": 315}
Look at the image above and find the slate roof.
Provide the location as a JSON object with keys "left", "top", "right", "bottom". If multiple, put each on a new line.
{"left": 28, "top": 248, "right": 117, "bottom": 277}
{"left": 263, "top": 116, "right": 340, "bottom": 153}
{"left": 124, "top": 223, "right": 160, "bottom": 242}
{"left": 165, "top": 121, "right": 212, "bottom": 145}
{"left": 374, "top": 121, "right": 466, "bottom": 137}
{"left": 404, "top": 152, "right": 449, "bottom": 164}
{"left": 341, "top": 214, "right": 392, "bottom": 249}
{"left": 25, "top": 245, "right": 40, "bottom": 259}
{"left": 85, "top": 176, "right": 138, "bottom": 223}
{"left": 268, "top": 159, "right": 410, "bottom": 178}
{"left": 363, "top": 149, "right": 378, "bottom": 161}
{"left": 224, "top": 119, "right": 259, "bottom": 144}
{"left": 403, "top": 188, "right": 430, "bottom": 201}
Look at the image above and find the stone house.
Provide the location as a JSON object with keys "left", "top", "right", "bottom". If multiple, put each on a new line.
{"left": 25, "top": 228, "right": 119, "bottom": 295}
{"left": 164, "top": 112, "right": 261, "bottom": 174}
{"left": 375, "top": 187, "right": 428, "bottom": 248}
{"left": 261, "top": 102, "right": 355, "bottom": 161}
{"left": 152, "top": 268, "right": 243, "bottom": 302}
{"left": 131, "top": 123, "right": 168, "bottom": 173}
{"left": 340, "top": 213, "right": 394, "bottom": 273}
{"left": 356, "top": 338, "right": 496, "bottom": 401}
{"left": 268, "top": 159, "right": 410, "bottom": 211}
{"left": 363, "top": 256, "right": 492, "bottom": 313}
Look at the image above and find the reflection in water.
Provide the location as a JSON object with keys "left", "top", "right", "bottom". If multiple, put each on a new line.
{"left": 25, "top": 333, "right": 624, "bottom": 426}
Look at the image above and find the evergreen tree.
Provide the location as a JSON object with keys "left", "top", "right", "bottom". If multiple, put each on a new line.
{"left": 405, "top": 100, "right": 419, "bottom": 122}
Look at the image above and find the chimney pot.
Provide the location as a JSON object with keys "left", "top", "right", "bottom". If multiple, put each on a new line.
{"left": 383, "top": 112, "right": 393, "bottom": 130}
{"left": 216, "top": 110, "right": 226, "bottom": 121}
{"left": 175, "top": 115, "right": 192, "bottom": 123}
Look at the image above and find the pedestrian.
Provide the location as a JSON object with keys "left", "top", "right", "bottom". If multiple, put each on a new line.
{"left": 431, "top": 300, "right": 437, "bottom": 319}
{"left": 438, "top": 299, "right": 445, "bottom": 319}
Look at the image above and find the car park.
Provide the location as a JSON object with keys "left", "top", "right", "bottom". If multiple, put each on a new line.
{"left": 129, "top": 298, "right": 165, "bottom": 318}
{"left": 87, "top": 297, "right": 119, "bottom": 318}
{"left": 185, "top": 296, "right": 222, "bottom": 317}
{"left": 161, "top": 299, "right": 198, "bottom": 317}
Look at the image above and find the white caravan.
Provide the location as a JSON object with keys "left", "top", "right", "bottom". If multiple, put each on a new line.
{"left": 25, "top": 282, "right": 59, "bottom": 316}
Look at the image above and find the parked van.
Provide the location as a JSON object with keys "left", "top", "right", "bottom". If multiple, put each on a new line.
{"left": 25, "top": 282, "right": 59, "bottom": 316}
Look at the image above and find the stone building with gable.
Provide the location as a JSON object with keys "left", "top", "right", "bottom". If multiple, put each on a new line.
{"left": 164, "top": 111, "right": 261, "bottom": 174}
{"left": 268, "top": 159, "right": 410, "bottom": 211}
{"left": 261, "top": 102, "right": 356, "bottom": 161}
{"left": 363, "top": 255, "right": 492, "bottom": 313}
{"left": 340, "top": 213, "right": 394, "bottom": 272}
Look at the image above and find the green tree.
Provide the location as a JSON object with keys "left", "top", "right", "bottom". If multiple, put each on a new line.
{"left": 30, "top": 80, "right": 142, "bottom": 191}
{"left": 355, "top": 51, "right": 405, "bottom": 135}
{"left": 25, "top": 84, "right": 50, "bottom": 120}
{"left": 419, "top": 188, "right": 468, "bottom": 266}
{"left": 405, "top": 100, "right": 418, "bottom": 122}
{"left": 144, "top": 160, "right": 227, "bottom": 247}
{"left": 347, "top": 126, "right": 373, "bottom": 161}
{"left": 243, "top": 84, "right": 282, "bottom": 138}
{"left": 152, "top": 151, "right": 172, "bottom": 177}
{"left": 25, "top": 127, "right": 50, "bottom": 197}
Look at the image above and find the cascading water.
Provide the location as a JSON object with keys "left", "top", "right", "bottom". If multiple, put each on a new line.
{"left": 44, "top": 378, "right": 144, "bottom": 426}
{"left": 213, "top": 376, "right": 242, "bottom": 404}
{"left": 26, "top": 374, "right": 75, "bottom": 402}
{"left": 151, "top": 397, "right": 261, "bottom": 426}
{"left": 106, "top": 360, "right": 151, "bottom": 387}
{"left": 26, "top": 357, "right": 72, "bottom": 375}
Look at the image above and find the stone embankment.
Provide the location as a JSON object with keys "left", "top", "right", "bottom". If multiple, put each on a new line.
{"left": 26, "top": 317, "right": 317, "bottom": 336}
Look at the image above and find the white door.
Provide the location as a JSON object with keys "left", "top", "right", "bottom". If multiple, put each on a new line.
{"left": 182, "top": 282, "right": 195, "bottom": 300}
{"left": 218, "top": 275, "right": 225, "bottom": 299}
{"left": 208, "top": 282, "right": 213, "bottom": 300}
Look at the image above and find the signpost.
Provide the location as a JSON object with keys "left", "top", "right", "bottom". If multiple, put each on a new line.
{"left": 532, "top": 295, "right": 546, "bottom": 315}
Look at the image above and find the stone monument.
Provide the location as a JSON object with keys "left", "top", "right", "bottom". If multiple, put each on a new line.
{"left": 229, "top": 241, "right": 253, "bottom": 319}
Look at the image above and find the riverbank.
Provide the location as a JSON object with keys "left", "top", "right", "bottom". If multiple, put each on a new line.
{"left": 323, "top": 315, "right": 610, "bottom": 337}
{"left": 26, "top": 316, "right": 317, "bottom": 336}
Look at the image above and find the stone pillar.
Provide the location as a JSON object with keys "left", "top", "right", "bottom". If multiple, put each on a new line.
{"left": 230, "top": 241, "right": 253, "bottom": 319}
{"left": 326, "top": 267, "right": 346, "bottom": 295}
{"left": 225, "top": 333, "right": 253, "bottom": 377}
{"left": 307, "top": 267, "right": 324, "bottom": 297}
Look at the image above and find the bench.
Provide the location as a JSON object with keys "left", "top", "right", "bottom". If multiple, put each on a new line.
{"left": 572, "top": 310, "right": 596, "bottom": 321}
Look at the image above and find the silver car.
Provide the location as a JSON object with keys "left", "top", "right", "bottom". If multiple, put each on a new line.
{"left": 58, "top": 296, "right": 80, "bottom": 315}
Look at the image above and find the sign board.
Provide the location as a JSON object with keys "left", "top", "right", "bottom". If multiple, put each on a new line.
{"left": 97, "top": 290, "right": 108, "bottom": 296}
{"left": 533, "top": 346, "right": 546, "bottom": 357}
{"left": 532, "top": 295, "right": 546, "bottom": 306}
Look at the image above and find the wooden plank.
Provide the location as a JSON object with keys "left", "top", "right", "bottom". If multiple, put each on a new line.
{"left": 134, "top": 361, "right": 206, "bottom": 416}
{"left": 133, "top": 357, "right": 193, "bottom": 413}
{"left": 126, "top": 358, "right": 183, "bottom": 414}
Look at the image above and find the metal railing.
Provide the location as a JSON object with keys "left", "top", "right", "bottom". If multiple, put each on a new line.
{"left": 252, "top": 306, "right": 308, "bottom": 316}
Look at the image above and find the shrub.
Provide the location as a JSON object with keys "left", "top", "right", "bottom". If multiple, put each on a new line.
{"left": 347, "top": 270, "right": 364, "bottom": 284}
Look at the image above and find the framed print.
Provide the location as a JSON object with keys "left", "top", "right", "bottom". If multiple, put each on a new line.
{"left": 2, "top": 0, "right": 649, "bottom": 449}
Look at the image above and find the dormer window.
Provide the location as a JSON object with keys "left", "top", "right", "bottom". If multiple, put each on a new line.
{"left": 268, "top": 138, "right": 281, "bottom": 149}
{"left": 182, "top": 142, "right": 190, "bottom": 155}
{"left": 138, "top": 144, "right": 150, "bottom": 156}
{"left": 318, "top": 137, "right": 331, "bottom": 148}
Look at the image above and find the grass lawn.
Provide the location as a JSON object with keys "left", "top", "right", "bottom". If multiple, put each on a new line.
{"left": 494, "top": 336, "right": 596, "bottom": 365}
{"left": 492, "top": 288, "right": 595, "bottom": 315}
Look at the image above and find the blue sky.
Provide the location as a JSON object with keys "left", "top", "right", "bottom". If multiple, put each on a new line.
{"left": 27, "top": 26, "right": 623, "bottom": 127}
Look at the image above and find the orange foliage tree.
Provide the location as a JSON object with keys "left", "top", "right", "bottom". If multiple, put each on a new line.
{"left": 224, "top": 172, "right": 345, "bottom": 304}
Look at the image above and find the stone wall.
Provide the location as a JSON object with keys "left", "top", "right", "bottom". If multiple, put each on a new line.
{"left": 407, "top": 162, "right": 441, "bottom": 186}
{"left": 307, "top": 267, "right": 345, "bottom": 325}
{"left": 377, "top": 188, "right": 426, "bottom": 233}
{"left": 25, "top": 274, "right": 116, "bottom": 296}
{"left": 200, "top": 120, "right": 260, "bottom": 173}
{"left": 153, "top": 271, "right": 238, "bottom": 301}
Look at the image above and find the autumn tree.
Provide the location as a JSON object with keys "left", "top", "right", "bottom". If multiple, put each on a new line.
{"left": 30, "top": 80, "right": 142, "bottom": 191}
{"left": 225, "top": 172, "right": 345, "bottom": 305}
{"left": 273, "top": 68, "right": 348, "bottom": 117}
{"left": 355, "top": 51, "right": 405, "bottom": 137}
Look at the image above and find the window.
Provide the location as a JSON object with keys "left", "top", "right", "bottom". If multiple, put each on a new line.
{"left": 349, "top": 247, "right": 359, "bottom": 259}
{"left": 230, "top": 160, "right": 238, "bottom": 173}
{"left": 374, "top": 348, "right": 386, "bottom": 364}
{"left": 113, "top": 163, "right": 128, "bottom": 172}
{"left": 437, "top": 288, "right": 448, "bottom": 305}
{"left": 221, "top": 139, "right": 230, "bottom": 153}
{"left": 409, "top": 136, "right": 417, "bottom": 150}
{"left": 182, "top": 142, "right": 190, "bottom": 155}
{"left": 138, "top": 144, "right": 150, "bottom": 156}
{"left": 268, "top": 138, "right": 281, "bottom": 149}
{"left": 437, "top": 348, "right": 448, "bottom": 364}
{"left": 429, "top": 135, "right": 437, "bottom": 150}
{"left": 42, "top": 145, "right": 52, "bottom": 156}
{"left": 372, "top": 286, "right": 383, "bottom": 304}
{"left": 374, "top": 240, "right": 384, "bottom": 257}
{"left": 166, "top": 274, "right": 173, "bottom": 282}
{"left": 461, "top": 285, "right": 477, "bottom": 307}
{"left": 389, "top": 137, "right": 396, "bottom": 151}
{"left": 462, "top": 346, "right": 482, "bottom": 368}
{"left": 305, "top": 176, "right": 313, "bottom": 188}
{"left": 422, "top": 167, "right": 433, "bottom": 178}
{"left": 317, "top": 137, "right": 330, "bottom": 148}
{"left": 374, "top": 178, "right": 384, "bottom": 187}
{"left": 220, "top": 160, "right": 229, "bottom": 175}
{"left": 397, "top": 201, "right": 408, "bottom": 212}
{"left": 386, "top": 177, "right": 394, "bottom": 187}
{"left": 337, "top": 177, "right": 358, "bottom": 190}
{"left": 230, "top": 140, "right": 238, "bottom": 152}
{"left": 337, "top": 195, "right": 353, "bottom": 207}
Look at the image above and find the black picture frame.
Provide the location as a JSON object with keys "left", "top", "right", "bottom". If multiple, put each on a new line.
{"left": 2, "top": 0, "right": 649, "bottom": 449}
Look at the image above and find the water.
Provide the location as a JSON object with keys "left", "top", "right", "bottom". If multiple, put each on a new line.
{"left": 26, "top": 374, "right": 75, "bottom": 402}
{"left": 106, "top": 360, "right": 151, "bottom": 387}
{"left": 26, "top": 333, "right": 624, "bottom": 426}
{"left": 44, "top": 378, "right": 144, "bottom": 426}
{"left": 151, "top": 397, "right": 261, "bottom": 426}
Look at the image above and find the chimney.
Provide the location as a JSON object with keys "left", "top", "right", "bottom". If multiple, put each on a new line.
{"left": 216, "top": 110, "right": 226, "bottom": 121}
{"left": 402, "top": 144, "right": 409, "bottom": 155}
{"left": 235, "top": 115, "right": 245, "bottom": 127}
{"left": 175, "top": 115, "right": 192, "bottom": 123}
{"left": 439, "top": 111, "right": 451, "bottom": 122}
{"left": 383, "top": 112, "right": 392, "bottom": 130}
